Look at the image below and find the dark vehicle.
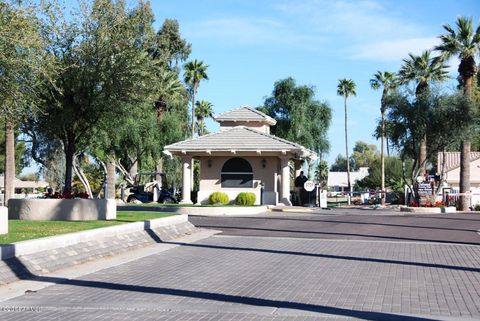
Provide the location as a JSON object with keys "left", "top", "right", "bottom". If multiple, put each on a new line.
{"left": 126, "top": 172, "right": 178, "bottom": 204}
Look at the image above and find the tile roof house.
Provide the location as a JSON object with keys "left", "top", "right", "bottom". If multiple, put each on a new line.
{"left": 164, "top": 106, "right": 317, "bottom": 205}
{"left": 437, "top": 152, "right": 480, "bottom": 188}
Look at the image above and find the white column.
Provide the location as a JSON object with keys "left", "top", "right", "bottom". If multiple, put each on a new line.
{"left": 180, "top": 155, "right": 193, "bottom": 204}
{"left": 280, "top": 156, "right": 292, "bottom": 206}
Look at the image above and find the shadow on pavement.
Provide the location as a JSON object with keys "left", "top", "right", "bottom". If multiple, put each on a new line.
{"left": 204, "top": 215, "right": 479, "bottom": 233}
{"left": 195, "top": 224, "right": 480, "bottom": 246}
{"left": 1, "top": 255, "right": 440, "bottom": 321}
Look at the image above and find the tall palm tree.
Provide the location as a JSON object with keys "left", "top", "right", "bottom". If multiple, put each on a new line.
{"left": 370, "top": 71, "right": 397, "bottom": 205}
{"left": 398, "top": 50, "right": 449, "bottom": 172}
{"left": 337, "top": 79, "right": 356, "bottom": 193}
{"left": 195, "top": 100, "right": 214, "bottom": 136}
{"left": 435, "top": 16, "right": 480, "bottom": 211}
{"left": 183, "top": 59, "right": 209, "bottom": 137}
{"left": 155, "top": 70, "right": 185, "bottom": 123}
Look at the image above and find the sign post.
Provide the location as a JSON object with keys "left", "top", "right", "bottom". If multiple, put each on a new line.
{"left": 304, "top": 180, "right": 315, "bottom": 207}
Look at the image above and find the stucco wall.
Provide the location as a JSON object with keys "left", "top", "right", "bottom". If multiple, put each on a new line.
{"left": 8, "top": 199, "right": 117, "bottom": 221}
{"left": 198, "top": 156, "right": 279, "bottom": 205}
{"left": 444, "top": 158, "right": 480, "bottom": 188}
{"left": 219, "top": 122, "right": 270, "bottom": 134}
{"left": 0, "top": 207, "right": 7, "bottom": 235}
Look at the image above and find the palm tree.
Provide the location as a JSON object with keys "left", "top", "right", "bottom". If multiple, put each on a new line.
{"left": 370, "top": 71, "right": 397, "bottom": 205}
{"left": 183, "top": 59, "right": 209, "bottom": 137}
{"left": 398, "top": 50, "right": 449, "bottom": 173}
{"left": 337, "top": 79, "right": 356, "bottom": 193}
{"left": 195, "top": 100, "right": 214, "bottom": 136}
{"left": 435, "top": 16, "right": 480, "bottom": 211}
{"left": 155, "top": 70, "right": 186, "bottom": 123}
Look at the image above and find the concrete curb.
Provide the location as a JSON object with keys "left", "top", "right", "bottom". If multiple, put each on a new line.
{"left": 269, "top": 206, "right": 314, "bottom": 213}
{"left": 119, "top": 205, "right": 269, "bottom": 216}
{"left": 0, "top": 215, "right": 188, "bottom": 260}
{"left": 400, "top": 206, "right": 456, "bottom": 214}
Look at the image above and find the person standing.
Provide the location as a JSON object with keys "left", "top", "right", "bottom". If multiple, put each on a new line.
{"left": 294, "top": 171, "right": 308, "bottom": 206}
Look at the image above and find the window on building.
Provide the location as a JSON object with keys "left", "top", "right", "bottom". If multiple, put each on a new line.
{"left": 221, "top": 157, "right": 253, "bottom": 188}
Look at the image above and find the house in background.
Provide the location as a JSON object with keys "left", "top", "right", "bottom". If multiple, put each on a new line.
{"left": 0, "top": 174, "right": 49, "bottom": 205}
{"left": 437, "top": 152, "right": 480, "bottom": 207}
{"left": 437, "top": 152, "right": 480, "bottom": 189}
{"left": 327, "top": 167, "right": 369, "bottom": 192}
{"left": 164, "top": 106, "right": 317, "bottom": 206}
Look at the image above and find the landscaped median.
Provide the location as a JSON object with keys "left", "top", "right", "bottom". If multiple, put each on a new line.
{"left": 0, "top": 213, "right": 200, "bottom": 285}
{"left": 0, "top": 211, "right": 174, "bottom": 244}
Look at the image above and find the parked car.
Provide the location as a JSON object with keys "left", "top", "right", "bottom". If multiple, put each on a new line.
{"left": 126, "top": 172, "right": 179, "bottom": 204}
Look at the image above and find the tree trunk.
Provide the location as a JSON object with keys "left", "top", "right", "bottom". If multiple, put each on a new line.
{"left": 106, "top": 159, "right": 116, "bottom": 199}
{"left": 129, "top": 158, "right": 138, "bottom": 180}
{"left": 344, "top": 96, "right": 351, "bottom": 192}
{"left": 191, "top": 86, "right": 197, "bottom": 138}
{"left": 459, "top": 140, "right": 471, "bottom": 211}
{"left": 63, "top": 136, "right": 75, "bottom": 192}
{"left": 380, "top": 110, "right": 385, "bottom": 205}
{"left": 458, "top": 75, "right": 473, "bottom": 211}
{"left": 419, "top": 133, "right": 427, "bottom": 173}
{"left": 4, "top": 118, "right": 15, "bottom": 206}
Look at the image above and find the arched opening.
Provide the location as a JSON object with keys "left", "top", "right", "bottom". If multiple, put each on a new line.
{"left": 221, "top": 157, "right": 253, "bottom": 188}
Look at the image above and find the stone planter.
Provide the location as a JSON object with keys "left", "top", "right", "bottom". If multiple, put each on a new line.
{"left": 0, "top": 206, "right": 7, "bottom": 235}
{"left": 8, "top": 199, "right": 116, "bottom": 221}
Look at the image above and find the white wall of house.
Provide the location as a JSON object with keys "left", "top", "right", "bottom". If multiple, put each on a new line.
{"left": 444, "top": 158, "right": 480, "bottom": 188}
{"left": 198, "top": 156, "right": 279, "bottom": 205}
{"left": 219, "top": 122, "right": 270, "bottom": 134}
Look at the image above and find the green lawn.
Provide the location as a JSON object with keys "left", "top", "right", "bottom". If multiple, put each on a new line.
{"left": 0, "top": 211, "right": 174, "bottom": 244}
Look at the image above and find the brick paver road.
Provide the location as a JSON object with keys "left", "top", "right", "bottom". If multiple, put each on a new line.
{"left": 1, "top": 211, "right": 480, "bottom": 321}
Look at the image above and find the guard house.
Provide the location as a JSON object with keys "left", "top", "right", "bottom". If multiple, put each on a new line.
{"left": 164, "top": 106, "right": 317, "bottom": 205}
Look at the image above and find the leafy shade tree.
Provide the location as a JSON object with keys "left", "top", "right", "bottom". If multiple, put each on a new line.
{"left": 370, "top": 71, "right": 397, "bottom": 205}
{"left": 184, "top": 59, "right": 209, "bottom": 137}
{"left": 155, "top": 70, "right": 187, "bottom": 123}
{"left": 261, "top": 77, "right": 332, "bottom": 156}
{"left": 435, "top": 16, "right": 480, "bottom": 211}
{"left": 337, "top": 79, "right": 356, "bottom": 192}
{"left": 330, "top": 154, "right": 350, "bottom": 172}
{"left": 0, "top": 1, "right": 53, "bottom": 204}
{"left": 351, "top": 141, "right": 379, "bottom": 169}
{"left": 330, "top": 141, "right": 378, "bottom": 172}
{"left": 150, "top": 19, "right": 191, "bottom": 71}
{"left": 30, "top": 0, "right": 159, "bottom": 192}
{"left": 398, "top": 50, "right": 449, "bottom": 172}
{"left": 356, "top": 156, "right": 413, "bottom": 202}
{"left": 195, "top": 100, "right": 214, "bottom": 136}
{"left": 385, "top": 91, "right": 477, "bottom": 201}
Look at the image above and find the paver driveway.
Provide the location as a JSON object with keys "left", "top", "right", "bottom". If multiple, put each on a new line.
{"left": 1, "top": 210, "right": 480, "bottom": 321}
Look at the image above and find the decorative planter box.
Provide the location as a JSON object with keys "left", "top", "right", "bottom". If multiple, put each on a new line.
{"left": 400, "top": 206, "right": 456, "bottom": 214}
{"left": 8, "top": 199, "right": 116, "bottom": 221}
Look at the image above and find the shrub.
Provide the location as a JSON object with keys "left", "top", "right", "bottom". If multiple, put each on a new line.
{"left": 474, "top": 203, "right": 480, "bottom": 211}
{"left": 209, "top": 192, "right": 229, "bottom": 205}
{"left": 235, "top": 192, "right": 256, "bottom": 206}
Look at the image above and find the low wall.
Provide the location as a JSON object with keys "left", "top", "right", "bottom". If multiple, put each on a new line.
{"left": 8, "top": 199, "right": 117, "bottom": 221}
{"left": 400, "top": 206, "right": 456, "bottom": 214}
{"left": 0, "top": 206, "right": 7, "bottom": 235}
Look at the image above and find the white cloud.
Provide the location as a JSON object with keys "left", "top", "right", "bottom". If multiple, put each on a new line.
{"left": 275, "top": 0, "right": 422, "bottom": 41}
{"left": 350, "top": 37, "right": 440, "bottom": 62}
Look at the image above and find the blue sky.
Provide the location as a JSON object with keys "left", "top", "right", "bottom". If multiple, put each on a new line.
{"left": 146, "top": 0, "right": 478, "bottom": 165}
{"left": 49, "top": 0, "right": 478, "bottom": 169}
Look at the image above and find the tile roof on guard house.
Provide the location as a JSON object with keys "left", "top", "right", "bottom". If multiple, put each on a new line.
{"left": 164, "top": 106, "right": 318, "bottom": 206}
